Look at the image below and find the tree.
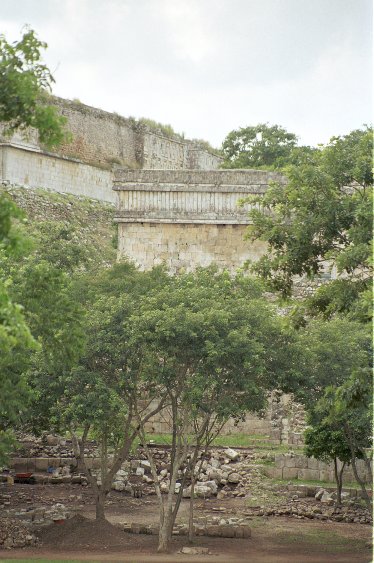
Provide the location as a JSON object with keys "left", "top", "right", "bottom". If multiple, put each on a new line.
{"left": 221, "top": 123, "right": 298, "bottom": 169}
{"left": 0, "top": 193, "right": 35, "bottom": 464}
{"left": 290, "top": 318, "right": 372, "bottom": 404}
{"left": 313, "top": 378, "right": 373, "bottom": 509}
{"left": 246, "top": 127, "right": 373, "bottom": 317}
{"left": 127, "top": 268, "right": 291, "bottom": 552}
{"left": 304, "top": 419, "right": 352, "bottom": 505}
{"left": 40, "top": 263, "right": 169, "bottom": 520}
{"left": 293, "top": 318, "right": 372, "bottom": 508}
{"left": 0, "top": 27, "right": 68, "bottom": 147}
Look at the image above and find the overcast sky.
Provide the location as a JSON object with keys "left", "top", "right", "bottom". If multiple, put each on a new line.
{"left": 1, "top": 0, "right": 372, "bottom": 148}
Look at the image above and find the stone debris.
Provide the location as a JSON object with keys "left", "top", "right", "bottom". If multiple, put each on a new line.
{"left": 180, "top": 546, "right": 211, "bottom": 554}
{"left": 121, "top": 518, "right": 251, "bottom": 539}
{"left": 246, "top": 499, "right": 372, "bottom": 524}
{"left": 0, "top": 518, "right": 38, "bottom": 549}
{"left": 0, "top": 503, "right": 73, "bottom": 527}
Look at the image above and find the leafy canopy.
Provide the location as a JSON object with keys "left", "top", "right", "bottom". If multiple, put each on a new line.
{"left": 246, "top": 126, "right": 373, "bottom": 317}
{"left": 0, "top": 193, "right": 36, "bottom": 464}
{"left": 0, "top": 27, "right": 68, "bottom": 147}
{"left": 221, "top": 123, "right": 299, "bottom": 169}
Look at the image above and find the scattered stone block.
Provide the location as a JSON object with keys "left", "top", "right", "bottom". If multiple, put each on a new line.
{"left": 225, "top": 448, "right": 240, "bottom": 461}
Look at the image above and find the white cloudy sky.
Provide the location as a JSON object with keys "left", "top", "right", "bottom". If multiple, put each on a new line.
{"left": 1, "top": 0, "right": 372, "bottom": 148}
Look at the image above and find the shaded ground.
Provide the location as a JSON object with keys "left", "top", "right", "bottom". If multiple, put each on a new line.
{"left": 0, "top": 483, "right": 372, "bottom": 562}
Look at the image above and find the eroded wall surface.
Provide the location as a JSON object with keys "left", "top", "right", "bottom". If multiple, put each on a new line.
{"left": 114, "top": 169, "right": 284, "bottom": 272}
{"left": 1, "top": 97, "right": 222, "bottom": 172}
{"left": 0, "top": 145, "right": 113, "bottom": 202}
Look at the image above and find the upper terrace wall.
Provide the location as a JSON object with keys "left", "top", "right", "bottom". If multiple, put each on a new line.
{"left": 0, "top": 97, "right": 222, "bottom": 171}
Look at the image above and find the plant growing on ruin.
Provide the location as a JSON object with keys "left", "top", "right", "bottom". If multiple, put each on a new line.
{"left": 0, "top": 27, "right": 68, "bottom": 147}
{"left": 245, "top": 126, "right": 373, "bottom": 319}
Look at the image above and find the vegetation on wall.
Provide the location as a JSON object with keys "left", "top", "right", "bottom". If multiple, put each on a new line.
{"left": 0, "top": 28, "right": 69, "bottom": 148}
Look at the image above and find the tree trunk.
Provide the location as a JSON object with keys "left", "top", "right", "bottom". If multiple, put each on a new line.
{"left": 350, "top": 455, "right": 372, "bottom": 509}
{"left": 344, "top": 423, "right": 372, "bottom": 510}
{"left": 158, "top": 510, "right": 173, "bottom": 553}
{"left": 333, "top": 458, "right": 345, "bottom": 506}
{"left": 95, "top": 490, "right": 107, "bottom": 520}
{"left": 188, "top": 474, "right": 195, "bottom": 543}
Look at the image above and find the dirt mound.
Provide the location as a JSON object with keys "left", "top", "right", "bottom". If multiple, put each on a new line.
{"left": 37, "top": 514, "right": 146, "bottom": 550}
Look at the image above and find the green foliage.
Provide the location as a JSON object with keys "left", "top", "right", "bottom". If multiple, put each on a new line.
{"left": 0, "top": 196, "right": 36, "bottom": 464}
{"left": 304, "top": 424, "right": 351, "bottom": 465}
{"left": 246, "top": 126, "right": 373, "bottom": 316}
{"left": 221, "top": 123, "right": 298, "bottom": 169}
{"left": 291, "top": 318, "right": 372, "bottom": 405}
{"left": 138, "top": 117, "right": 184, "bottom": 140}
{"left": 0, "top": 27, "right": 68, "bottom": 147}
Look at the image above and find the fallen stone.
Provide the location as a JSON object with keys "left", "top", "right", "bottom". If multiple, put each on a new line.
{"left": 225, "top": 448, "right": 240, "bottom": 461}
{"left": 180, "top": 546, "right": 210, "bottom": 555}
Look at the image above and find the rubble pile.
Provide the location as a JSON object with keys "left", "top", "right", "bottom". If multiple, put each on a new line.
{"left": 1, "top": 503, "right": 72, "bottom": 527}
{"left": 108, "top": 447, "right": 263, "bottom": 498}
{"left": 12, "top": 433, "right": 99, "bottom": 458}
{"left": 0, "top": 518, "right": 38, "bottom": 549}
{"left": 246, "top": 487, "right": 372, "bottom": 525}
{"left": 121, "top": 516, "right": 252, "bottom": 538}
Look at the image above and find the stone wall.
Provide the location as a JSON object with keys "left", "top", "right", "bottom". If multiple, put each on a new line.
{"left": 114, "top": 169, "right": 284, "bottom": 273}
{"left": 117, "top": 222, "right": 266, "bottom": 273}
{"left": 0, "top": 145, "right": 114, "bottom": 203}
{"left": 1, "top": 97, "right": 222, "bottom": 172}
{"left": 270, "top": 453, "right": 371, "bottom": 484}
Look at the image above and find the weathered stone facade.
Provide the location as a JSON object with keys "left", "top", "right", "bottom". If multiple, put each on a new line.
{"left": 0, "top": 145, "right": 114, "bottom": 202}
{"left": 114, "top": 169, "right": 284, "bottom": 272}
{"left": 0, "top": 98, "right": 222, "bottom": 202}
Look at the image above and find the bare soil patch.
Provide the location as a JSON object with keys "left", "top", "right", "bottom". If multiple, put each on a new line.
{"left": 0, "top": 483, "right": 372, "bottom": 562}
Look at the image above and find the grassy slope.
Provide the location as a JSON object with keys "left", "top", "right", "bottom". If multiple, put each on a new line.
{"left": 5, "top": 185, "right": 117, "bottom": 266}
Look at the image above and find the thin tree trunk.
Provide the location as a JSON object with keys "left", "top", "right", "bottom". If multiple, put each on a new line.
{"left": 333, "top": 458, "right": 345, "bottom": 506}
{"left": 158, "top": 511, "right": 173, "bottom": 553}
{"left": 96, "top": 490, "right": 107, "bottom": 520}
{"left": 188, "top": 473, "right": 195, "bottom": 543}
{"left": 344, "top": 424, "right": 372, "bottom": 510}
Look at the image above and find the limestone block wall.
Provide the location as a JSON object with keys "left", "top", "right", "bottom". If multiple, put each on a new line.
{"left": 142, "top": 131, "right": 188, "bottom": 169}
{"left": 272, "top": 454, "right": 372, "bottom": 484}
{"left": 0, "top": 145, "right": 113, "bottom": 203}
{"left": 53, "top": 98, "right": 139, "bottom": 168}
{"left": 114, "top": 169, "right": 284, "bottom": 272}
{"left": 117, "top": 222, "right": 266, "bottom": 273}
{"left": 1, "top": 97, "right": 222, "bottom": 171}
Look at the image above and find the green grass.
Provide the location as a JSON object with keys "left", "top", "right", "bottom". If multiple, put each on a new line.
{"left": 272, "top": 477, "right": 362, "bottom": 489}
{"left": 144, "top": 432, "right": 301, "bottom": 452}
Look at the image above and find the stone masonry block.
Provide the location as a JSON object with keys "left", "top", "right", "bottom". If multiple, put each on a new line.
{"left": 274, "top": 454, "right": 284, "bottom": 465}
{"left": 297, "top": 468, "right": 320, "bottom": 481}
{"left": 270, "top": 468, "right": 283, "bottom": 479}
{"left": 284, "top": 457, "right": 297, "bottom": 468}
{"left": 307, "top": 457, "right": 319, "bottom": 470}
{"left": 294, "top": 455, "right": 308, "bottom": 469}
{"left": 319, "top": 470, "right": 334, "bottom": 482}
{"left": 34, "top": 458, "right": 49, "bottom": 471}
{"left": 282, "top": 467, "right": 298, "bottom": 479}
